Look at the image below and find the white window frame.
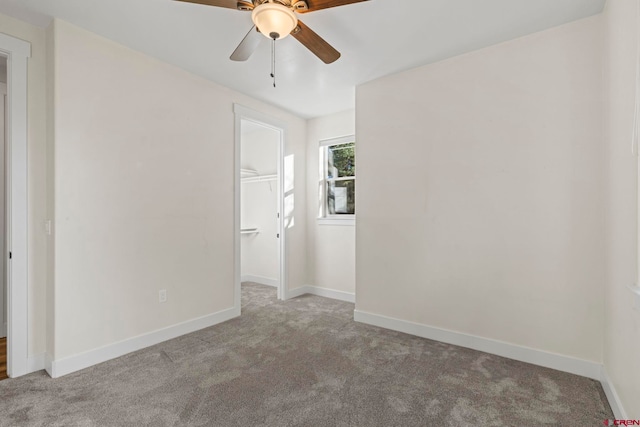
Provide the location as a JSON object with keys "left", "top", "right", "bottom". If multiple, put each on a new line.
{"left": 318, "top": 135, "right": 355, "bottom": 226}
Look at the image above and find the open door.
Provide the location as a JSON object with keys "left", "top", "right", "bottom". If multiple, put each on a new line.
{"left": 0, "top": 79, "right": 5, "bottom": 341}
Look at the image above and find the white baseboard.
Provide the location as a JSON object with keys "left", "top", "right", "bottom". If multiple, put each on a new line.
{"left": 284, "top": 285, "right": 355, "bottom": 303}
{"left": 0, "top": 322, "right": 6, "bottom": 338}
{"left": 45, "top": 353, "right": 53, "bottom": 377}
{"left": 304, "top": 286, "right": 355, "bottom": 303}
{"left": 285, "top": 286, "right": 309, "bottom": 300}
{"left": 48, "top": 307, "right": 238, "bottom": 378}
{"left": 353, "top": 309, "right": 602, "bottom": 380}
{"left": 600, "top": 367, "right": 628, "bottom": 419}
{"left": 241, "top": 275, "right": 279, "bottom": 288}
{"left": 27, "top": 353, "right": 45, "bottom": 374}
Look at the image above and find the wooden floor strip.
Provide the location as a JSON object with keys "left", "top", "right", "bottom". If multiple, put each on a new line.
{"left": 0, "top": 337, "right": 7, "bottom": 380}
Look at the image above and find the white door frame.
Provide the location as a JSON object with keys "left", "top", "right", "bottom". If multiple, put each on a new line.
{"left": 234, "top": 104, "right": 287, "bottom": 307}
{"left": 0, "top": 32, "right": 31, "bottom": 378}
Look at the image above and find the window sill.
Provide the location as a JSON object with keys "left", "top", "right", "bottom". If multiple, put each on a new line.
{"left": 317, "top": 218, "right": 355, "bottom": 226}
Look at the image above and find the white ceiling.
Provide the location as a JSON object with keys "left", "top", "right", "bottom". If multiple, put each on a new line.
{"left": 0, "top": 0, "right": 605, "bottom": 118}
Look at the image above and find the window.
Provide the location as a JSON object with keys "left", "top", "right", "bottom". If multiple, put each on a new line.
{"left": 319, "top": 136, "right": 355, "bottom": 222}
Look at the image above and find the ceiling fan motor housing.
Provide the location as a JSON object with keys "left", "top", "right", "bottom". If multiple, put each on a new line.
{"left": 246, "top": 0, "right": 309, "bottom": 11}
{"left": 237, "top": 1, "right": 254, "bottom": 10}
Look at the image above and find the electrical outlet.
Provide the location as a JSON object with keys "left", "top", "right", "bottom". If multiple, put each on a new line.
{"left": 159, "top": 289, "right": 167, "bottom": 303}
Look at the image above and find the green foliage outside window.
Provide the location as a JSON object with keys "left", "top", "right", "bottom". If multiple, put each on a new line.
{"left": 326, "top": 142, "right": 355, "bottom": 215}
{"left": 327, "top": 143, "right": 355, "bottom": 179}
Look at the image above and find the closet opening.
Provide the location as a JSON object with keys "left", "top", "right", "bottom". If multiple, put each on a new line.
{"left": 234, "top": 104, "right": 287, "bottom": 309}
{"left": 240, "top": 119, "right": 281, "bottom": 297}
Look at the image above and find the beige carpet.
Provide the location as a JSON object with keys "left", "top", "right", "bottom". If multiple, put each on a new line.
{"left": 0, "top": 283, "right": 612, "bottom": 426}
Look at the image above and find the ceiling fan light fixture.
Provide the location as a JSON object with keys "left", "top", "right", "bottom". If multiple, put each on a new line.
{"left": 251, "top": 3, "right": 298, "bottom": 40}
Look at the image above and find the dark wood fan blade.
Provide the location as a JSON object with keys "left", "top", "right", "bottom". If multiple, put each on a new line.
{"left": 291, "top": 20, "right": 340, "bottom": 64}
{"left": 298, "top": 0, "right": 368, "bottom": 13}
{"left": 230, "top": 26, "right": 264, "bottom": 61}
{"left": 174, "top": 0, "right": 239, "bottom": 10}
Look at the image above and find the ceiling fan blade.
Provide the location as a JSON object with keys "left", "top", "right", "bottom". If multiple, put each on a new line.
{"left": 230, "top": 26, "right": 263, "bottom": 61}
{"left": 291, "top": 20, "right": 340, "bottom": 64}
{"left": 298, "top": 0, "right": 368, "bottom": 13}
{"left": 174, "top": 0, "right": 239, "bottom": 10}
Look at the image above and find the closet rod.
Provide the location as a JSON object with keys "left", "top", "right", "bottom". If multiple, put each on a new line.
{"left": 241, "top": 174, "right": 278, "bottom": 184}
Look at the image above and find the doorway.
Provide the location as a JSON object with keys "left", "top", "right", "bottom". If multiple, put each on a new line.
{"left": 240, "top": 120, "right": 281, "bottom": 292}
{"left": 234, "top": 105, "right": 287, "bottom": 309}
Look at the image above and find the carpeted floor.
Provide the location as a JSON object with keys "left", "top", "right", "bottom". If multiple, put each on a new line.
{"left": 0, "top": 283, "right": 612, "bottom": 426}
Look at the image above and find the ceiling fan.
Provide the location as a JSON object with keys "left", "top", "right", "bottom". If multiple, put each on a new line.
{"left": 175, "top": 0, "right": 369, "bottom": 64}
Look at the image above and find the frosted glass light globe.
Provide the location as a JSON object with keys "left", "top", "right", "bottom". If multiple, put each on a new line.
{"left": 252, "top": 3, "right": 298, "bottom": 40}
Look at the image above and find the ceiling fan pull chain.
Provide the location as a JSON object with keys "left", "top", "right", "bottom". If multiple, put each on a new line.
{"left": 271, "top": 37, "right": 276, "bottom": 88}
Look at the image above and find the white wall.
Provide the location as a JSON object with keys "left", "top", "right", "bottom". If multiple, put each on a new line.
{"left": 0, "top": 12, "right": 48, "bottom": 360}
{"left": 0, "top": 57, "right": 6, "bottom": 83}
{"left": 356, "top": 16, "right": 604, "bottom": 363}
{"left": 603, "top": 0, "right": 640, "bottom": 418}
{"left": 241, "top": 126, "right": 279, "bottom": 283}
{"left": 306, "top": 110, "right": 356, "bottom": 295}
{"left": 49, "top": 19, "right": 307, "bottom": 362}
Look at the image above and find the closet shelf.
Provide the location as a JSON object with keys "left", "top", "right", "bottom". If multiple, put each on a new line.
{"left": 241, "top": 228, "right": 259, "bottom": 235}
{"left": 241, "top": 174, "right": 278, "bottom": 184}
